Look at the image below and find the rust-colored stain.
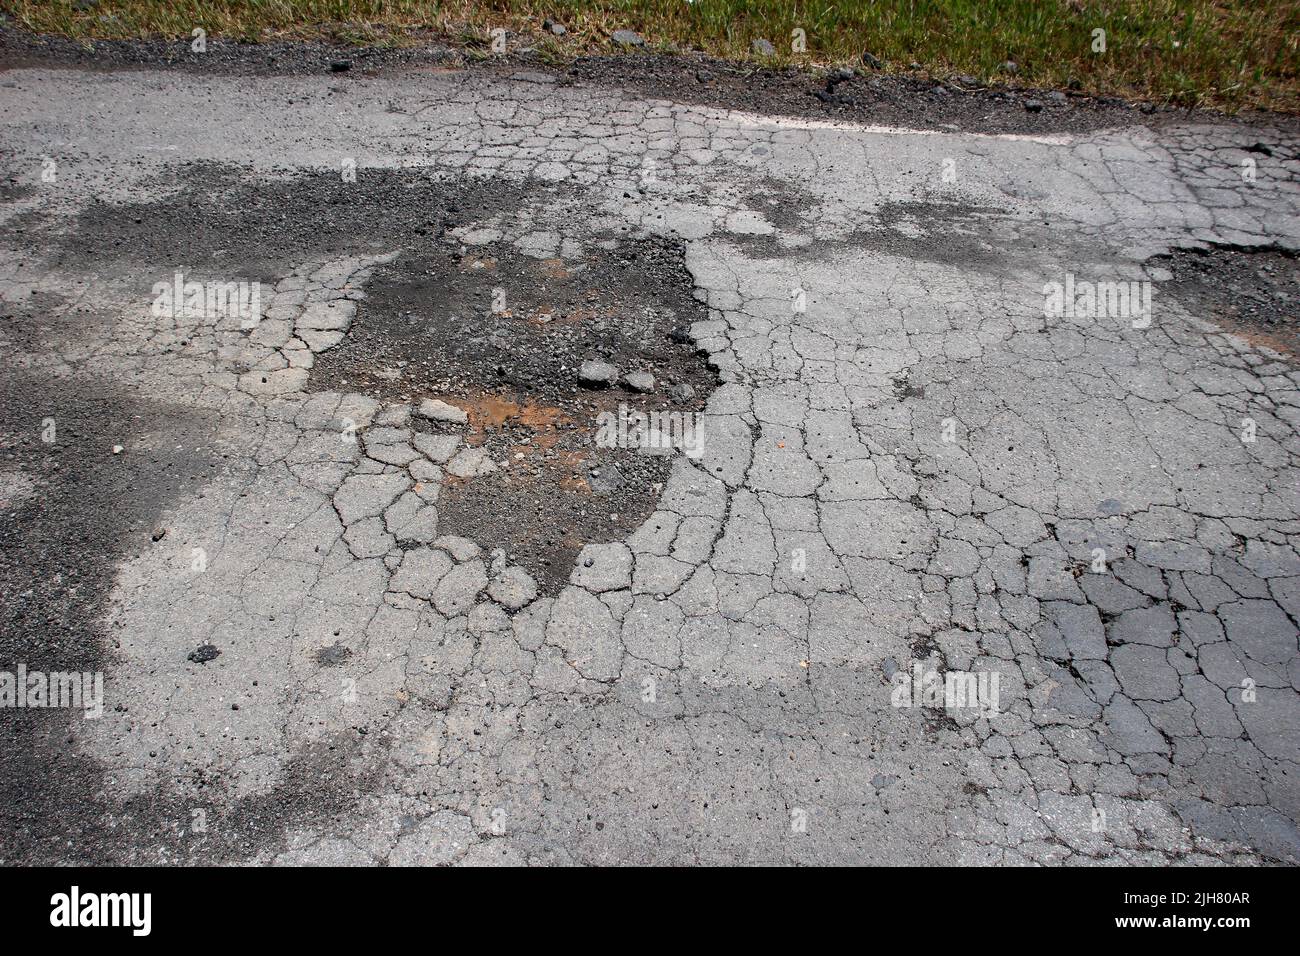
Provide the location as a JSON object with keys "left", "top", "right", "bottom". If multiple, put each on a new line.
{"left": 535, "top": 258, "right": 571, "bottom": 280}
{"left": 1215, "top": 323, "right": 1297, "bottom": 361}
{"left": 522, "top": 302, "right": 613, "bottom": 328}
{"left": 458, "top": 256, "right": 498, "bottom": 273}
{"left": 456, "top": 393, "right": 568, "bottom": 439}
{"left": 431, "top": 392, "right": 596, "bottom": 500}
{"left": 556, "top": 450, "right": 591, "bottom": 492}
{"left": 437, "top": 392, "right": 576, "bottom": 457}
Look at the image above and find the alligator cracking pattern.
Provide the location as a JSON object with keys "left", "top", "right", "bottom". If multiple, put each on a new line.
{"left": 0, "top": 66, "right": 1298, "bottom": 865}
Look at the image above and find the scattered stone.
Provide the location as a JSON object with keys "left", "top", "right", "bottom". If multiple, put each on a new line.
{"left": 611, "top": 30, "right": 644, "bottom": 47}
{"left": 588, "top": 462, "right": 622, "bottom": 496}
{"left": 416, "top": 398, "right": 468, "bottom": 424}
{"left": 1001, "top": 60, "right": 1019, "bottom": 75}
{"left": 329, "top": 60, "right": 352, "bottom": 73}
{"left": 315, "top": 642, "right": 352, "bottom": 666}
{"left": 543, "top": 19, "right": 566, "bottom": 36}
{"left": 752, "top": 39, "right": 776, "bottom": 57}
{"left": 578, "top": 360, "right": 619, "bottom": 387}
{"left": 954, "top": 74, "right": 979, "bottom": 87}
{"left": 664, "top": 382, "right": 695, "bottom": 403}
{"left": 1047, "top": 90, "right": 1068, "bottom": 104}
{"left": 188, "top": 643, "right": 220, "bottom": 664}
{"left": 861, "top": 52, "right": 884, "bottom": 70}
{"left": 623, "top": 370, "right": 655, "bottom": 393}
{"left": 1025, "top": 99, "right": 1044, "bottom": 112}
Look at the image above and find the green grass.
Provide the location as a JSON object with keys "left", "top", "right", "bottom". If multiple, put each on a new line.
{"left": 3, "top": 0, "right": 1297, "bottom": 112}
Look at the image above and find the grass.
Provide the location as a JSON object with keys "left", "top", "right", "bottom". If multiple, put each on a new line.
{"left": 2, "top": 1, "right": 1297, "bottom": 112}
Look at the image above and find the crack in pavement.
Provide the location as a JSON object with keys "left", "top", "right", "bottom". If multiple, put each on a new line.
{"left": 0, "top": 62, "right": 1297, "bottom": 865}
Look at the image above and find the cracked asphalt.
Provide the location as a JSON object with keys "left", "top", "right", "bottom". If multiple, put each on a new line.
{"left": 1, "top": 49, "right": 1298, "bottom": 866}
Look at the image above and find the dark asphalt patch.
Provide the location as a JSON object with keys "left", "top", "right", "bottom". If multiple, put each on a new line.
{"left": 839, "top": 200, "right": 1020, "bottom": 271}
{"left": 52, "top": 163, "right": 527, "bottom": 285}
{"left": 0, "top": 280, "right": 416, "bottom": 865}
{"left": 0, "top": 362, "right": 220, "bottom": 863}
{"left": 734, "top": 198, "right": 1089, "bottom": 275}
{"left": 0, "top": 175, "right": 34, "bottom": 203}
{"left": 1154, "top": 246, "right": 1300, "bottom": 359}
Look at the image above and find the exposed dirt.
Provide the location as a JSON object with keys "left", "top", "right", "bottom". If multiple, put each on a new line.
{"left": 311, "top": 233, "right": 716, "bottom": 594}
{"left": 1155, "top": 246, "right": 1300, "bottom": 358}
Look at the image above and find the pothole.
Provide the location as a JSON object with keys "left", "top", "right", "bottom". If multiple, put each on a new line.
{"left": 309, "top": 228, "right": 718, "bottom": 594}
{"left": 1154, "top": 246, "right": 1299, "bottom": 358}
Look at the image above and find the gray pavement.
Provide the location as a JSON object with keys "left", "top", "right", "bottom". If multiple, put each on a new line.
{"left": 0, "top": 59, "right": 1298, "bottom": 865}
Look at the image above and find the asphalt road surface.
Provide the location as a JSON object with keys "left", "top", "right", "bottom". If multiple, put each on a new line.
{"left": 1, "top": 43, "right": 1298, "bottom": 865}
